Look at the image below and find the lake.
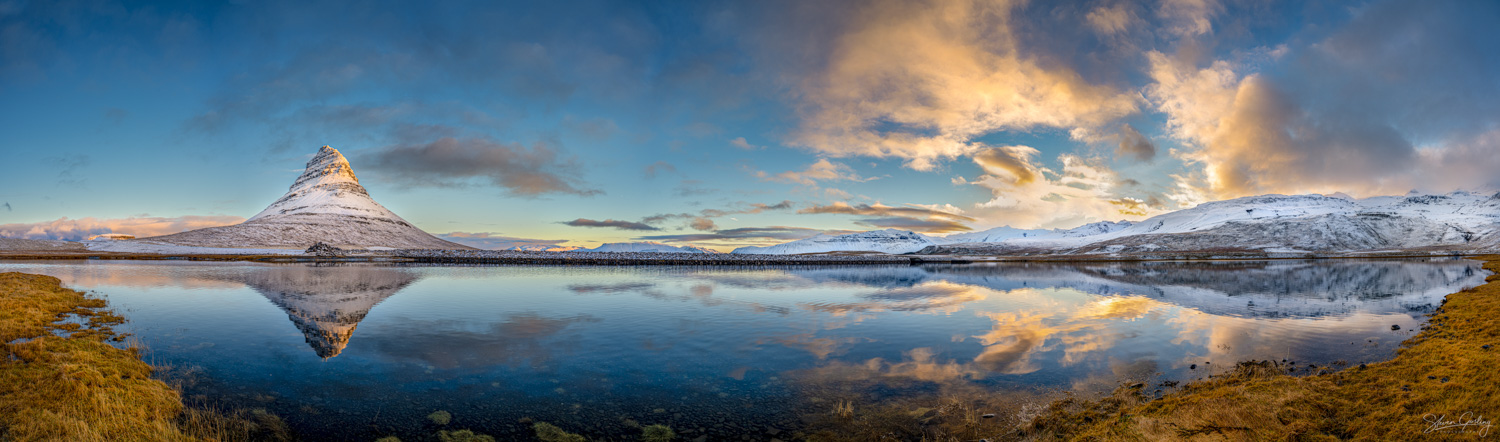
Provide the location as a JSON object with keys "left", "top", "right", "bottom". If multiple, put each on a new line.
{"left": 0, "top": 258, "right": 1485, "bottom": 440}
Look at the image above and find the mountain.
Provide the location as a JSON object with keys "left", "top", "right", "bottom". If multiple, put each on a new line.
{"left": 584, "top": 242, "right": 719, "bottom": 253}
{"left": 732, "top": 229, "right": 937, "bottom": 255}
{"left": 239, "top": 266, "right": 418, "bottom": 359}
{"left": 734, "top": 191, "right": 1500, "bottom": 256}
{"left": 129, "top": 146, "right": 472, "bottom": 250}
{"left": 925, "top": 191, "right": 1500, "bottom": 256}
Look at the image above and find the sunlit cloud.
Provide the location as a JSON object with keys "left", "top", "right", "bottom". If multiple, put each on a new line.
{"left": 789, "top": 0, "right": 1139, "bottom": 171}
{"left": 755, "top": 158, "right": 871, "bottom": 186}
{"left": 797, "top": 202, "right": 973, "bottom": 221}
{"left": 957, "top": 147, "right": 1164, "bottom": 228}
{"left": 0, "top": 216, "right": 245, "bottom": 241}
{"left": 636, "top": 226, "right": 834, "bottom": 243}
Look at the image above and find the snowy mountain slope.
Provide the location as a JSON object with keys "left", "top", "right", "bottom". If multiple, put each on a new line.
{"left": 585, "top": 242, "right": 720, "bottom": 253}
{"left": 732, "top": 229, "right": 936, "bottom": 254}
{"left": 506, "top": 244, "right": 584, "bottom": 252}
{"left": 927, "top": 191, "right": 1500, "bottom": 255}
{"left": 238, "top": 266, "right": 418, "bottom": 359}
{"left": 737, "top": 191, "right": 1500, "bottom": 256}
{"left": 126, "top": 146, "right": 473, "bottom": 251}
{"left": 932, "top": 226, "right": 1054, "bottom": 244}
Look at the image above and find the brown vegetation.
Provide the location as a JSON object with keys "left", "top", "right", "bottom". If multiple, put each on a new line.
{"left": 0, "top": 272, "right": 289, "bottom": 441}
{"left": 1028, "top": 255, "right": 1500, "bottom": 440}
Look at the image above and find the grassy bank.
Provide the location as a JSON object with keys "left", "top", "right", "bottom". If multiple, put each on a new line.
{"left": 0, "top": 272, "right": 288, "bottom": 441}
{"left": 1029, "top": 256, "right": 1500, "bottom": 440}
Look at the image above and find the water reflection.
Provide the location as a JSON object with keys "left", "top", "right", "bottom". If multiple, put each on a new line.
{"left": 235, "top": 266, "right": 418, "bottom": 359}
{"left": 0, "top": 258, "right": 1483, "bottom": 440}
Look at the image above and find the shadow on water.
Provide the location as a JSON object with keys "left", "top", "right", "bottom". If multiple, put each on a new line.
{"left": 0, "top": 258, "right": 1485, "bottom": 440}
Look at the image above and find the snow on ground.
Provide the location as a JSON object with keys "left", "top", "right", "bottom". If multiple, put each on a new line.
{"left": 83, "top": 240, "right": 305, "bottom": 255}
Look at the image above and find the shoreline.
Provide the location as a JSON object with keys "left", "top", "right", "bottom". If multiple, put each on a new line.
{"left": 1026, "top": 255, "right": 1500, "bottom": 440}
{"left": 0, "top": 248, "right": 1483, "bottom": 266}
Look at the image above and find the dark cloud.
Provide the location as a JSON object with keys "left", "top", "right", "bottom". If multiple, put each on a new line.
{"left": 436, "top": 232, "right": 571, "bottom": 250}
{"left": 797, "top": 202, "right": 974, "bottom": 221}
{"left": 45, "top": 154, "right": 89, "bottom": 187}
{"left": 855, "top": 217, "right": 971, "bottom": 234}
{"left": 560, "top": 116, "right": 619, "bottom": 141}
{"left": 643, "top": 161, "right": 676, "bottom": 179}
{"left": 361, "top": 137, "right": 601, "bottom": 197}
{"left": 103, "top": 107, "right": 129, "bottom": 124}
{"left": 562, "top": 218, "right": 659, "bottom": 231}
{"left": 641, "top": 200, "right": 797, "bottom": 226}
{"left": 636, "top": 226, "right": 843, "bottom": 243}
{"left": 1116, "top": 124, "right": 1155, "bottom": 162}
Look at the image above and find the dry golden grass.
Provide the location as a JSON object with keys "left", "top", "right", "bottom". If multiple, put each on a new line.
{"left": 0, "top": 272, "right": 289, "bottom": 441}
{"left": 1029, "top": 256, "right": 1500, "bottom": 441}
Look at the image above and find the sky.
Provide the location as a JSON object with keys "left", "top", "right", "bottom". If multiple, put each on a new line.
{"left": 2, "top": 0, "right": 1499, "bottom": 251}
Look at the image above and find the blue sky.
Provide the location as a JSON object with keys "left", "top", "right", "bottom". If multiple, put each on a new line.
{"left": 3, "top": 0, "right": 1499, "bottom": 250}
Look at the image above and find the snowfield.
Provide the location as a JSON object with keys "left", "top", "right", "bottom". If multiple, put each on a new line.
{"left": 736, "top": 191, "right": 1500, "bottom": 256}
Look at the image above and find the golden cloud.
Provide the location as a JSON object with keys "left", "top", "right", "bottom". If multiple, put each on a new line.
{"left": 790, "top": 0, "right": 1139, "bottom": 170}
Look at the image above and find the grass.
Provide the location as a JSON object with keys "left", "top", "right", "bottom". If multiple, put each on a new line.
{"left": 1027, "top": 255, "right": 1500, "bottom": 440}
{"left": 0, "top": 272, "right": 289, "bottom": 441}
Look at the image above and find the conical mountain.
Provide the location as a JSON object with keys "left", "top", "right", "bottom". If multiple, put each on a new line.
{"left": 239, "top": 266, "right": 419, "bottom": 358}
{"left": 145, "top": 146, "right": 472, "bottom": 250}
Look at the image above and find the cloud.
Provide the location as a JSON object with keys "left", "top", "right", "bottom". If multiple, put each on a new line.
{"left": 640, "top": 200, "right": 797, "bottom": 226}
{"left": 560, "top": 116, "right": 619, "bottom": 141}
{"left": 756, "top": 158, "right": 869, "bottom": 186}
{"left": 46, "top": 154, "right": 89, "bottom": 187}
{"left": 643, "top": 161, "right": 676, "bottom": 179}
{"left": 361, "top": 137, "right": 601, "bottom": 197}
{"left": 0, "top": 215, "right": 245, "bottom": 241}
{"left": 855, "top": 217, "right": 971, "bottom": 234}
{"left": 1145, "top": 1, "right": 1500, "bottom": 200}
{"left": 1086, "top": 3, "right": 1139, "bottom": 35}
{"left": 959, "top": 146, "right": 1165, "bottom": 228}
{"left": 636, "top": 226, "right": 835, "bottom": 243}
{"left": 1157, "top": 0, "right": 1221, "bottom": 37}
{"left": 436, "top": 232, "right": 571, "bottom": 250}
{"left": 689, "top": 217, "right": 716, "bottom": 231}
{"left": 729, "top": 137, "right": 761, "bottom": 150}
{"left": 788, "top": 0, "right": 1139, "bottom": 170}
{"left": 2, "top": 202, "right": 9, "bottom": 212}
{"left": 797, "top": 202, "right": 974, "bottom": 222}
{"left": 972, "top": 146, "right": 1040, "bottom": 185}
{"left": 1115, "top": 124, "right": 1155, "bottom": 162}
{"left": 561, "top": 218, "right": 659, "bottom": 231}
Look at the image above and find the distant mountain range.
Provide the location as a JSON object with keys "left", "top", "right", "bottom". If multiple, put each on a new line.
{"left": 734, "top": 191, "right": 1500, "bottom": 257}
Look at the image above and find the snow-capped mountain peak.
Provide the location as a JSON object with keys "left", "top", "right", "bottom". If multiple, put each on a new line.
{"left": 127, "top": 145, "right": 472, "bottom": 250}
{"left": 248, "top": 145, "right": 398, "bottom": 222}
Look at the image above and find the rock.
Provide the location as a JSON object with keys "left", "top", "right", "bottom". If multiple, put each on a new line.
{"left": 306, "top": 242, "right": 345, "bottom": 257}
{"left": 1391, "top": 324, "right": 1401, "bottom": 330}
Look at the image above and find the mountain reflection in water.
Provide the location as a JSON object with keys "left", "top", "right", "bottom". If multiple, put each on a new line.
{"left": 0, "top": 258, "right": 1483, "bottom": 440}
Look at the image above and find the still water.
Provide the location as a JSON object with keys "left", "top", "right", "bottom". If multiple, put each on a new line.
{"left": 0, "top": 259, "right": 1485, "bottom": 440}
